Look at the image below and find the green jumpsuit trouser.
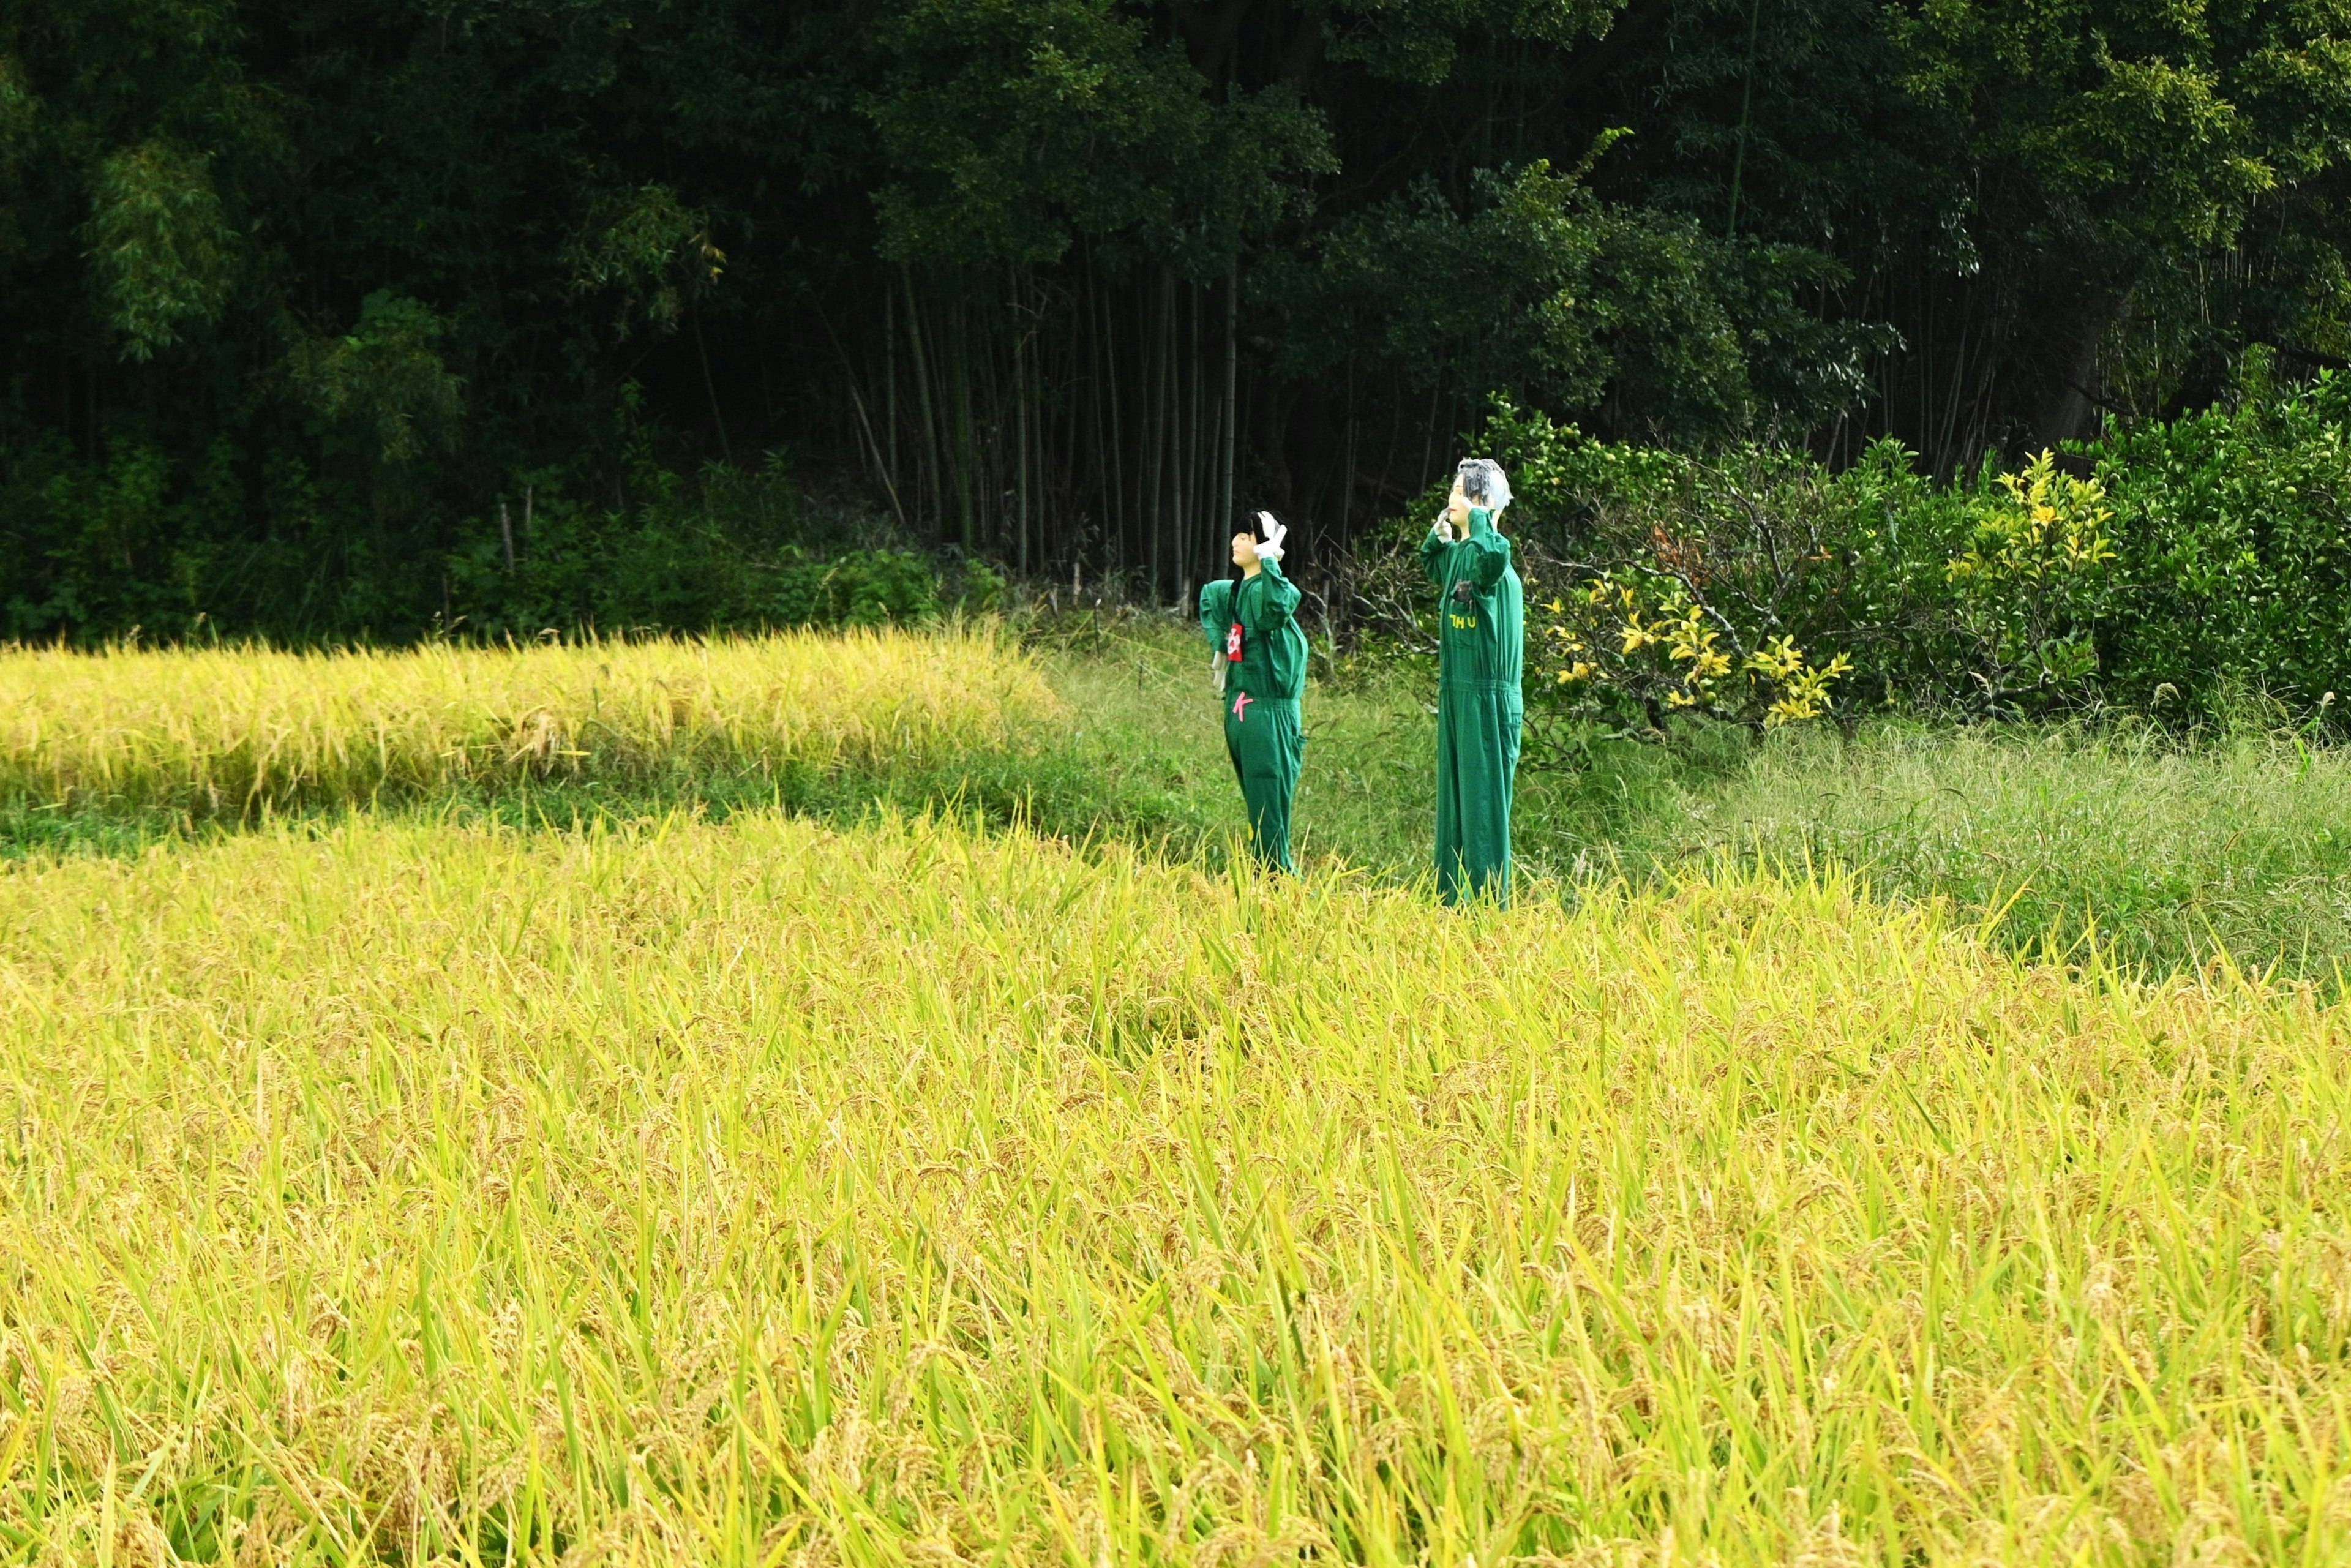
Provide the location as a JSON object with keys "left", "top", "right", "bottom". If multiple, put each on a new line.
{"left": 1200, "top": 562, "right": 1308, "bottom": 872}
{"left": 1436, "top": 681, "right": 1523, "bottom": 903}
{"left": 1420, "top": 508, "right": 1524, "bottom": 905}
{"left": 1224, "top": 690, "right": 1303, "bottom": 874}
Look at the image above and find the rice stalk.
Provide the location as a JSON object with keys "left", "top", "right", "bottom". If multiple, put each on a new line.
{"left": 1, "top": 812, "right": 2345, "bottom": 1564}
{"left": 0, "top": 628, "right": 1057, "bottom": 816}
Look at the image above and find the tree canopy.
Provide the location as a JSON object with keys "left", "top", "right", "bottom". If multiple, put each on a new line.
{"left": 4, "top": 0, "right": 2348, "bottom": 637}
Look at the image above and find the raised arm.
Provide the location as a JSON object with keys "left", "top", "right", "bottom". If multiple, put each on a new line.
{"left": 1418, "top": 522, "right": 1453, "bottom": 585}
{"left": 1240, "top": 558, "right": 1302, "bottom": 631}
{"left": 1460, "top": 508, "right": 1512, "bottom": 590}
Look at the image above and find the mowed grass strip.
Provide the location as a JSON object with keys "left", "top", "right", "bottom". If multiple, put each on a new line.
{"left": 2, "top": 815, "right": 2347, "bottom": 1566}
{"left": 0, "top": 629, "right": 1058, "bottom": 816}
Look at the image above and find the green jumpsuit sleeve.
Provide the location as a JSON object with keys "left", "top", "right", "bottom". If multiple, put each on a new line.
{"left": 1458, "top": 508, "right": 1512, "bottom": 590}
{"left": 1229, "top": 562, "right": 1309, "bottom": 700}
{"left": 1198, "top": 579, "right": 1235, "bottom": 655}
{"left": 1236, "top": 559, "right": 1301, "bottom": 633}
{"left": 1419, "top": 524, "right": 1452, "bottom": 585}
{"left": 1251, "top": 560, "right": 1307, "bottom": 699}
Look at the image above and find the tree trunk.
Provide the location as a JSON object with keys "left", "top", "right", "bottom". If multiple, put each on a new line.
{"left": 2030, "top": 301, "right": 2113, "bottom": 454}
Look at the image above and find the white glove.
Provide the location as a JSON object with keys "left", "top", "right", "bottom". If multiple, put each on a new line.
{"left": 1431, "top": 513, "right": 1453, "bottom": 542}
{"left": 1254, "top": 511, "right": 1288, "bottom": 563}
{"left": 1212, "top": 653, "right": 1228, "bottom": 695}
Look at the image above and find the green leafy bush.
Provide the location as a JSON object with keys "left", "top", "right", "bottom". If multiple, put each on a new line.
{"left": 1354, "top": 400, "right": 1971, "bottom": 734}
{"left": 2093, "top": 366, "right": 2351, "bottom": 715}
{"left": 773, "top": 549, "right": 941, "bottom": 628}
{"left": 446, "top": 456, "right": 800, "bottom": 637}
{"left": 1354, "top": 375, "right": 2351, "bottom": 735}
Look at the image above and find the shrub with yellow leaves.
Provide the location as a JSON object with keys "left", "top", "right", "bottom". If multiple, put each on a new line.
{"left": 1942, "top": 449, "right": 2120, "bottom": 715}
{"left": 1530, "top": 569, "right": 1852, "bottom": 734}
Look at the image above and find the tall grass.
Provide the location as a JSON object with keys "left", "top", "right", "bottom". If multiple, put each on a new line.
{"left": 1678, "top": 720, "right": 2351, "bottom": 978}
{"left": 0, "top": 628, "right": 1058, "bottom": 816}
{"left": 2, "top": 810, "right": 2345, "bottom": 1564}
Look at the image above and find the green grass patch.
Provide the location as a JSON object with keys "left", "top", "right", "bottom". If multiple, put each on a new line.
{"left": 1667, "top": 718, "right": 2351, "bottom": 981}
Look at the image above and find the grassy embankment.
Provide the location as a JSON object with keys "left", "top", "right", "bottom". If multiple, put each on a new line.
{"left": 4, "top": 808, "right": 2348, "bottom": 1565}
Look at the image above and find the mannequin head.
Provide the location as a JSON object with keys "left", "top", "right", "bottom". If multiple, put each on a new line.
{"left": 1460, "top": 457, "right": 1511, "bottom": 509}
{"left": 1230, "top": 527, "right": 1261, "bottom": 575}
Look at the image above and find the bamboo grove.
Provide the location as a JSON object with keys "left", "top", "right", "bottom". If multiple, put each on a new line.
{"left": 871, "top": 264, "right": 1247, "bottom": 597}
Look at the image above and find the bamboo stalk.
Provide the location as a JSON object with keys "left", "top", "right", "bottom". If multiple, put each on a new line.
{"left": 1149, "top": 270, "right": 1172, "bottom": 594}
{"left": 951, "top": 294, "right": 978, "bottom": 547}
{"left": 977, "top": 288, "right": 1004, "bottom": 553}
{"left": 901, "top": 269, "right": 943, "bottom": 534}
{"left": 1062, "top": 275, "right": 1082, "bottom": 569}
{"left": 1187, "top": 277, "right": 1204, "bottom": 586}
{"left": 1221, "top": 259, "right": 1237, "bottom": 550}
{"left": 1139, "top": 279, "right": 1157, "bottom": 591}
{"left": 691, "top": 308, "right": 732, "bottom": 463}
{"left": 1082, "top": 261, "right": 1108, "bottom": 572}
{"left": 1342, "top": 354, "right": 1357, "bottom": 538}
{"left": 1100, "top": 267, "right": 1126, "bottom": 577}
{"left": 1014, "top": 271, "right": 1030, "bottom": 576}
{"left": 885, "top": 288, "right": 899, "bottom": 493}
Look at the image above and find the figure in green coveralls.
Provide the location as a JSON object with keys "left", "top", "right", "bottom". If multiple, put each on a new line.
{"left": 1420, "top": 459, "right": 1523, "bottom": 904}
{"left": 1198, "top": 513, "right": 1307, "bottom": 872}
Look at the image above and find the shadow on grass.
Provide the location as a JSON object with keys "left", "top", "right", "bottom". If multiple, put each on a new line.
{"left": 0, "top": 746, "right": 1236, "bottom": 867}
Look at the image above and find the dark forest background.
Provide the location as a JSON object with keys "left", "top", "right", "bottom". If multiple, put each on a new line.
{"left": 3, "top": 0, "right": 2348, "bottom": 641}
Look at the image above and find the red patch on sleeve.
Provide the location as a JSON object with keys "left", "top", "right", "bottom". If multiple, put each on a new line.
{"left": 1226, "top": 623, "right": 1244, "bottom": 661}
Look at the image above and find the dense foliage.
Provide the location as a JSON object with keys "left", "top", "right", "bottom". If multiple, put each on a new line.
{"left": 1352, "top": 373, "right": 2351, "bottom": 733}
{"left": 5, "top": 0, "right": 2350, "bottom": 642}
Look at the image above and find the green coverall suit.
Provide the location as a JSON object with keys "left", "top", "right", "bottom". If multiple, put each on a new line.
{"left": 1420, "top": 506, "right": 1524, "bottom": 904}
{"left": 1199, "top": 562, "right": 1308, "bottom": 872}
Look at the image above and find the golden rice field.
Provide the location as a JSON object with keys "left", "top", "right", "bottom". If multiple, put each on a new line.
{"left": 3, "top": 803, "right": 2348, "bottom": 1566}
{"left": 0, "top": 629, "right": 1057, "bottom": 815}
